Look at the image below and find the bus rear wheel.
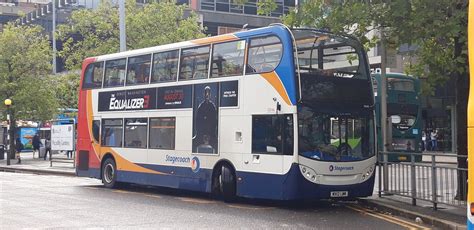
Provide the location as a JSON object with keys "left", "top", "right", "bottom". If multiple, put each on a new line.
{"left": 218, "top": 164, "right": 236, "bottom": 202}
{"left": 102, "top": 158, "right": 117, "bottom": 188}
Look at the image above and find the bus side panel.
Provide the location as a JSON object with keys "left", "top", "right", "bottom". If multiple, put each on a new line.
{"left": 76, "top": 89, "right": 101, "bottom": 179}
{"left": 236, "top": 164, "right": 375, "bottom": 200}
{"left": 76, "top": 57, "right": 102, "bottom": 180}
{"left": 115, "top": 164, "right": 212, "bottom": 193}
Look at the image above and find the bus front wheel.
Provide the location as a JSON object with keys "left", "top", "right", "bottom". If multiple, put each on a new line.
{"left": 102, "top": 158, "right": 117, "bottom": 188}
{"left": 217, "top": 164, "right": 236, "bottom": 202}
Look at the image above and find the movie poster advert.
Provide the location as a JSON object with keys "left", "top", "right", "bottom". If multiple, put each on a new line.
{"left": 98, "top": 88, "right": 156, "bottom": 111}
{"left": 157, "top": 85, "right": 193, "bottom": 109}
{"left": 220, "top": 80, "right": 238, "bottom": 107}
{"left": 192, "top": 83, "right": 219, "bottom": 154}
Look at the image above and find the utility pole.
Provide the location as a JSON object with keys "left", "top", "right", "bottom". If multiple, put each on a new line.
{"left": 52, "top": 0, "right": 57, "bottom": 74}
{"left": 119, "top": 0, "right": 126, "bottom": 52}
{"left": 380, "top": 31, "right": 389, "bottom": 192}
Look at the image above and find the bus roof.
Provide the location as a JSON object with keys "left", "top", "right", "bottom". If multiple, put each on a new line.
{"left": 86, "top": 24, "right": 290, "bottom": 63}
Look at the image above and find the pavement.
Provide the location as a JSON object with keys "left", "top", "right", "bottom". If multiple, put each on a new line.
{"left": 0, "top": 151, "right": 75, "bottom": 176}
{"left": 0, "top": 151, "right": 468, "bottom": 229}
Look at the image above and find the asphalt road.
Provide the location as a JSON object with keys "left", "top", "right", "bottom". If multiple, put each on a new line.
{"left": 0, "top": 172, "right": 429, "bottom": 229}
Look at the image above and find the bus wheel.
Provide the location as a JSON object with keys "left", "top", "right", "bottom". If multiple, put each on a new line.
{"left": 219, "top": 164, "right": 236, "bottom": 202}
{"left": 102, "top": 158, "right": 117, "bottom": 188}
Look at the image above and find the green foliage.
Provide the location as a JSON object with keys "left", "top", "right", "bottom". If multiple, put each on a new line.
{"left": 55, "top": 72, "right": 80, "bottom": 109}
{"left": 58, "top": 0, "right": 206, "bottom": 70}
{"left": 257, "top": 0, "right": 278, "bottom": 16}
{"left": 0, "top": 23, "right": 58, "bottom": 121}
{"left": 282, "top": 0, "right": 467, "bottom": 93}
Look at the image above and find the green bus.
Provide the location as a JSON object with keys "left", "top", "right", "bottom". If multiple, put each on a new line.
{"left": 372, "top": 73, "right": 422, "bottom": 162}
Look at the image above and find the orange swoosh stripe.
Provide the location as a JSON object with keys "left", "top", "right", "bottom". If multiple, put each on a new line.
{"left": 191, "top": 34, "right": 238, "bottom": 45}
{"left": 261, "top": 72, "right": 292, "bottom": 106}
{"left": 86, "top": 91, "right": 167, "bottom": 175}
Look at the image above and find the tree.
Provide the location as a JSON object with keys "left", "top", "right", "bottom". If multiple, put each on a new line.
{"left": 282, "top": 0, "right": 468, "bottom": 200}
{"left": 55, "top": 72, "right": 81, "bottom": 109}
{"left": 0, "top": 23, "right": 58, "bottom": 159}
{"left": 0, "top": 23, "right": 59, "bottom": 121}
{"left": 58, "top": 0, "right": 206, "bottom": 70}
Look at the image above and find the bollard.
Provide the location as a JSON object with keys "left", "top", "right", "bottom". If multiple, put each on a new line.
{"left": 0, "top": 144, "right": 4, "bottom": 160}
{"left": 431, "top": 154, "right": 438, "bottom": 210}
{"left": 411, "top": 152, "right": 417, "bottom": 206}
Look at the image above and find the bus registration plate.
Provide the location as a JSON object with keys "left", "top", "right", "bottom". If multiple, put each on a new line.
{"left": 330, "top": 191, "right": 348, "bottom": 198}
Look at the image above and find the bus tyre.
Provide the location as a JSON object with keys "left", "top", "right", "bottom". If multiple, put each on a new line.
{"left": 102, "top": 158, "right": 117, "bottom": 189}
{"left": 220, "top": 164, "right": 236, "bottom": 202}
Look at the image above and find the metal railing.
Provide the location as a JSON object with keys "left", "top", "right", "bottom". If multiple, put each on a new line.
{"left": 378, "top": 152, "right": 468, "bottom": 209}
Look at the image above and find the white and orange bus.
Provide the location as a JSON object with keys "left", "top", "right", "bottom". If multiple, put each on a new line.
{"left": 75, "top": 24, "right": 376, "bottom": 201}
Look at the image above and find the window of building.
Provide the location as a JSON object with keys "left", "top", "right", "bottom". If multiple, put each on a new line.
{"left": 246, "top": 36, "right": 283, "bottom": 74}
{"left": 92, "top": 120, "right": 100, "bottom": 143}
{"left": 104, "top": 59, "right": 127, "bottom": 87}
{"left": 83, "top": 62, "right": 103, "bottom": 89}
{"left": 216, "top": 0, "right": 229, "bottom": 12}
{"left": 217, "top": 26, "right": 241, "bottom": 35}
{"left": 102, "top": 119, "right": 123, "bottom": 147}
{"left": 179, "top": 46, "right": 210, "bottom": 80}
{"left": 151, "top": 50, "right": 179, "bottom": 83}
{"left": 244, "top": 0, "right": 257, "bottom": 15}
{"left": 149, "top": 117, "right": 176, "bottom": 150}
{"left": 124, "top": 118, "right": 148, "bottom": 148}
{"left": 201, "top": 0, "right": 215, "bottom": 10}
{"left": 252, "top": 114, "right": 293, "bottom": 155}
{"left": 211, "top": 40, "right": 246, "bottom": 78}
{"left": 127, "top": 54, "right": 151, "bottom": 85}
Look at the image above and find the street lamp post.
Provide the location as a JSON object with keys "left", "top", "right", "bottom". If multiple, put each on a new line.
{"left": 4, "top": 99, "right": 12, "bottom": 166}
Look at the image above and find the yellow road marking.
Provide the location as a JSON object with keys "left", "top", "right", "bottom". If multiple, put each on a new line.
{"left": 347, "top": 205, "right": 430, "bottom": 230}
{"left": 178, "top": 197, "right": 216, "bottom": 204}
{"left": 112, "top": 189, "right": 134, "bottom": 194}
{"left": 84, "top": 186, "right": 100, "bottom": 190}
{"left": 227, "top": 204, "right": 274, "bottom": 210}
{"left": 144, "top": 194, "right": 162, "bottom": 199}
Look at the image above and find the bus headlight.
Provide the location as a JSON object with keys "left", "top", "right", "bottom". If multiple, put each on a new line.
{"left": 361, "top": 165, "right": 375, "bottom": 182}
{"left": 299, "top": 165, "right": 318, "bottom": 182}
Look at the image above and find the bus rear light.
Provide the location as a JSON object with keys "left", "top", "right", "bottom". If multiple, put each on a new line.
{"left": 471, "top": 203, "right": 474, "bottom": 216}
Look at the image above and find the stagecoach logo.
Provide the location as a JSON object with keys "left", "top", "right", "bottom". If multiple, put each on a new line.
{"left": 109, "top": 94, "right": 150, "bottom": 110}
{"left": 329, "top": 165, "right": 354, "bottom": 172}
{"left": 191, "top": 157, "right": 200, "bottom": 173}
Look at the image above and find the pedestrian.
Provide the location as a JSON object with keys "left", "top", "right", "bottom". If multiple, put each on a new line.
{"left": 44, "top": 138, "right": 51, "bottom": 160}
{"left": 32, "top": 133, "right": 41, "bottom": 158}
{"left": 15, "top": 138, "right": 24, "bottom": 164}
{"left": 430, "top": 129, "right": 438, "bottom": 151}
{"left": 421, "top": 131, "right": 426, "bottom": 151}
{"left": 66, "top": 150, "right": 73, "bottom": 158}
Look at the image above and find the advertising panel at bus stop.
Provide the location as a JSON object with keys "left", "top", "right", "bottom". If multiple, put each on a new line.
{"left": 51, "top": 124, "right": 74, "bottom": 151}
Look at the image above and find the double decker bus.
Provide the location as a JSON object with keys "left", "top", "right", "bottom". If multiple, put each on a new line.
{"left": 467, "top": 2, "right": 473, "bottom": 228}
{"left": 76, "top": 24, "right": 376, "bottom": 201}
{"left": 372, "top": 73, "right": 422, "bottom": 162}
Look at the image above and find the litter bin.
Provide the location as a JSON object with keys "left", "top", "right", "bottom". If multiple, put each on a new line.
{"left": 39, "top": 146, "right": 46, "bottom": 159}
{"left": 0, "top": 144, "right": 4, "bottom": 160}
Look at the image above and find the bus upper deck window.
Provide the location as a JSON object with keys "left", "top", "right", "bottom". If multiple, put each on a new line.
{"left": 83, "top": 62, "right": 103, "bottom": 89}
{"left": 179, "top": 46, "right": 210, "bottom": 81}
{"left": 211, "top": 40, "right": 245, "bottom": 78}
{"left": 246, "top": 36, "right": 283, "bottom": 74}
{"left": 151, "top": 50, "right": 179, "bottom": 83}
{"left": 104, "top": 59, "right": 127, "bottom": 87}
{"left": 126, "top": 54, "right": 151, "bottom": 86}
